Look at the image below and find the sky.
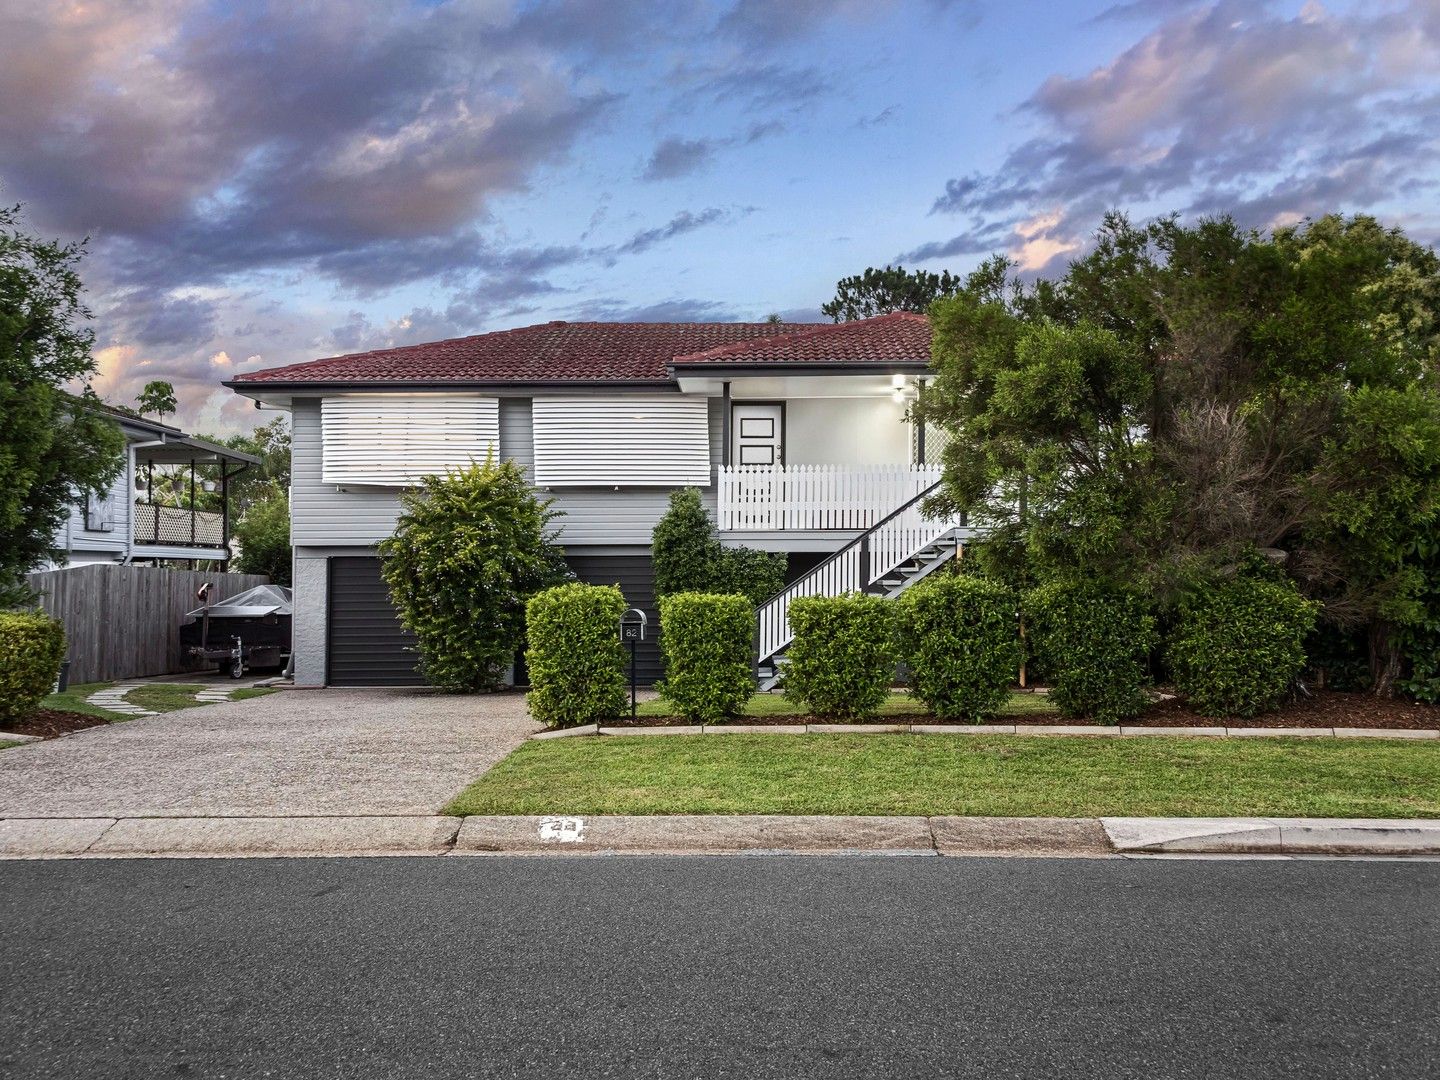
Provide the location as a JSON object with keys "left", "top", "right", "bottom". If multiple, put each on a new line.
{"left": 2, "top": 0, "right": 1437, "bottom": 434}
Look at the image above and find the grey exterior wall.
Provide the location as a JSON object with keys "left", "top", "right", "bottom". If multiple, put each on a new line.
{"left": 290, "top": 395, "right": 721, "bottom": 548}
{"left": 288, "top": 394, "right": 726, "bottom": 685}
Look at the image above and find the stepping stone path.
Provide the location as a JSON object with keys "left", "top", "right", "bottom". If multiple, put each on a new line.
{"left": 85, "top": 679, "right": 272, "bottom": 718}
{"left": 85, "top": 683, "right": 157, "bottom": 717}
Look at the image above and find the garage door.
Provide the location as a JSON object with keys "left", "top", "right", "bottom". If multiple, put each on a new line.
{"left": 326, "top": 557, "right": 424, "bottom": 686}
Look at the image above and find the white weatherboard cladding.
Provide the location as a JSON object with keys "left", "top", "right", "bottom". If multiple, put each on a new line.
{"left": 321, "top": 395, "right": 499, "bottom": 486}
{"left": 532, "top": 396, "right": 710, "bottom": 486}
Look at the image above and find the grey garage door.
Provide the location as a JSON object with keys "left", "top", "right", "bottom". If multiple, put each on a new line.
{"left": 326, "top": 557, "right": 424, "bottom": 687}
{"left": 565, "top": 552, "right": 663, "bottom": 685}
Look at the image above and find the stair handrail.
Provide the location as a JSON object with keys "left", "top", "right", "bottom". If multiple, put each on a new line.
{"left": 752, "top": 479, "right": 959, "bottom": 665}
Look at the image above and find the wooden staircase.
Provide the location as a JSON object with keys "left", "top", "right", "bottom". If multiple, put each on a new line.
{"left": 752, "top": 482, "right": 967, "bottom": 691}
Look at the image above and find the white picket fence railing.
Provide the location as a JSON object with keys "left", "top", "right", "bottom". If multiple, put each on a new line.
{"left": 718, "top": 464, "right": 943, "bottom": 531}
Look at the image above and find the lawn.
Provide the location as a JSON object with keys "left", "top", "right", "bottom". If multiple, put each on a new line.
{"left": 40, "top": 681, "right": 276, "bottom": 720}
{"left": 0, "top": 740, "right": 21, "bottom": 751}
{"left": 634, "top": 690, "right": 1059, "bottom": 719}
{"left": 445, "top": 734, "right": 1440, "bottom": 819}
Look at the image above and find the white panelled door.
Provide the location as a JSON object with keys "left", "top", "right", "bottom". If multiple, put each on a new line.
{"left": 729, "top": 403, "right": 784, "bottom": 528}
{"left": 731, "top": 403, "right": 783, "bottom": 466}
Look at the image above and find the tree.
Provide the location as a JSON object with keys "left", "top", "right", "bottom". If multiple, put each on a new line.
{"left": 377, "top": 457, "right": 571, "bottom": 691}
{"left": 136, "top": 380, "right": 177, "bottom": 419}
{"left": 918, "top": 212, "right": 1440, "bottom": 693}
{"left": 220, "top": 416, "right": 291, "bottom": 518}
{"left": 822, "top": 265, "right": 965, "bottom": 322}
{"left": 0, "top": 205, "right": 124, "bottom": 606}
{"left": 652, "top": 487, "right": 785, "bottom": 606}
{"left": 232, "top": 485, "right": 292, "bottom": 585}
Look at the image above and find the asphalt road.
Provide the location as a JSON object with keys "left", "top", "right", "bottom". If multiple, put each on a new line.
{"left": 3, "top": 856, "right": 1437, "bottom": 1079}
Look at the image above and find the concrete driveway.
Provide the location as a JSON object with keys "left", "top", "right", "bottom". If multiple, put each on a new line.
{"left": 0, "top": 689, "right": 538, "bottom": 818}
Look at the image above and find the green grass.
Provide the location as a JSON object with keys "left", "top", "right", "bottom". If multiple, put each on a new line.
{"left": 124, "top": 684, "right": 211, "bottom": 712}
{"left": 0, "top": 740, "right": 22, "bottom": 751}
{"left": 634, "top": 689, "right": 1059, "bottom": 719}
{"left": 39, "top": 680, "right": 277, "bottom": 720}
{"left": 445, "top": 734, "right": 1440, "bottom": 819}
{"left": 40, "top": 681, "right": 125, "bottom": 720}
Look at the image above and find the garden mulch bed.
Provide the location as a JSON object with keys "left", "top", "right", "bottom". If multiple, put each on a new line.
{"left": 610, "top": 690, "right": 1440, "bottom": 730}
{"left": 2, "top": 708, "right": 111, "bottom": 739}
{"left": 1123, "top": 690, "right": 1440, "bottom": 730}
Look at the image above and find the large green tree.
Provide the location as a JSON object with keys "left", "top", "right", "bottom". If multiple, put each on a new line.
{"left": 0, "top": 205, "right": 123, "bottom": 605}
{"left": 918, "top": 213, "right": 1440, "bottom": 692}
{"left": 822, "top": 265, "right": 965, "bottom": 322}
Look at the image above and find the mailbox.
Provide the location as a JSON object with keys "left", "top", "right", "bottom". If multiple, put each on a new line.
{"left": 620, "top": 608, "right": 647, "bottom": 643}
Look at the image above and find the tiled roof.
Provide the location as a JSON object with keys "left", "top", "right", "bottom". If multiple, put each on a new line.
{"left": 227, "top": 321, "right": 813, "bottom": 386}
{"left": 226, "top": 313, "right": 932, "bottom": 387}
{"left": 670, "top": 312, "right": 932, "bottom": 367}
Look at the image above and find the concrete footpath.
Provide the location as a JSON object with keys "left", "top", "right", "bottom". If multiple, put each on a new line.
{"left": 3, "top": 813, "right": 1439, "bottom": 859}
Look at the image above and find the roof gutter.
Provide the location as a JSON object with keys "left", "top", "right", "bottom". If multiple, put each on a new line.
{"left": 222, "top": 377, "right": 683, "bottom": 393}
{"left": 667, "top": 361, "right": 932, "bottom": 378}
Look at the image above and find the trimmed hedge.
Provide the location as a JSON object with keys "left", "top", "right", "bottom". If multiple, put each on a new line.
{"left": 1168, "top": 577, "right": 1319, "bottom": 718}
{"left": 0, "top": 612, "right": 65, "bottom": 725}
{"left": 1025, "top": 582, "right": 1157, "bottom": 724}
{"left": 896, "top": 575, "right": 1019, "bottom": 721}
{"left": 783, "top": 593, "right": 896, "bottom": 720}
{"left": 525, "top": 583, "right": 628, "bottom": 728}
{"left": 658, "top": 592, "right": 755, "bottom": 722}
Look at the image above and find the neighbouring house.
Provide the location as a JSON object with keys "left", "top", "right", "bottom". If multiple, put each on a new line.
{"left": 46, "top": 402, "right": 260, "bottom": 570}
{"left": 224, "top": 313, "right": 972, "bottom": 688}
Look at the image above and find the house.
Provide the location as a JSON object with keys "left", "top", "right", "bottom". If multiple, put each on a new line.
{"left": 225, "top": 313, "right": 971, "bottom": 688}
{"left": 47, "top": 402, "right": 260, "bottom": 569}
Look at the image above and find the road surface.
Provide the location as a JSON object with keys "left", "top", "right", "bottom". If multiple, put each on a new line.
{"left": 3, "top": 855, "right": 1437, "bottom": 1078}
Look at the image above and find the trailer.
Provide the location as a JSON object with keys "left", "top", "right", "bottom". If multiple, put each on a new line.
{"left": 180, "top": 583, "right": 293, "bottom": 678}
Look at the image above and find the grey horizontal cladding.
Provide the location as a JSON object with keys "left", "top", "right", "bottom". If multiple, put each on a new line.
{"left": 542, "top": 397, "right": 722, "bottom": 545}
{"left": 291, "top": 395, "right": 722, "bottom": 548}
{"left": 291, "top": 399, "right": 405, "bottom": 545}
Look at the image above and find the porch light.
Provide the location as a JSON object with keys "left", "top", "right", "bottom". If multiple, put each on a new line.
{"left": 892, "top": 388, "right": 906, "bottom": 404}
{"left": 891, "top": 374, "right": 908, "bottom": 389}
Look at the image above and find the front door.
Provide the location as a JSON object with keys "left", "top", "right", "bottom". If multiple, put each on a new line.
{"left": 732, "top": 403, "right": 783, "bottom": 467}
{"left": 729, "top": 403, "right": 784, "bottom": 529}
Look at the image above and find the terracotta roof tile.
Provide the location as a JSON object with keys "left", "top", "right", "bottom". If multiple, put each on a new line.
{"left": 227, "top": 313, "right": 930, "bottom": 387}
{"left": 670, "top": 312, "right": 932, "bottom": 367}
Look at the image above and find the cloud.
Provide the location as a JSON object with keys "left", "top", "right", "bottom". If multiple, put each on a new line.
{"left": 671, "top": 61, "right": 831, "bottom": 113}
{"left": 0, "top": 1, "right": 621, "bottom": 293}
{"left": 641, "top": 137, "right": 720, "bottom": 181}
{"left": 641, "top": 123, "right": 784, "bottom": 182}
{"left": 617, "top": 208, "right": 734, "bottom": 254}
{"left": 912, "top": 0, "right": 1440, "bottom": 264}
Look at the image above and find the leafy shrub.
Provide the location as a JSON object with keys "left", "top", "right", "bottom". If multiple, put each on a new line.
{"left": 526, "top": 583, "right": 628, "bottom": 728}
{"left": 0, "top": 612, "right": 65, "bottom": 724}
{"left": 783, "top": 593, "right": 896, "bottom": 720}
{"left": 378, "top": 458, "right": 571, "bottom": 691}
{"left": 653, "top": 487, "right": 785, "bottom": 606}
{"left": 1168, "top": 577, "right": 1319, "bottom": 717}
{"left": 658, "top": 592, "right": 755, "bottom": 722}
{"left": 1025, "top": 581, "right": 1157, "bottom": 724}
{"left": 895, "top": 574, "right": 1019, "bottom": 721}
